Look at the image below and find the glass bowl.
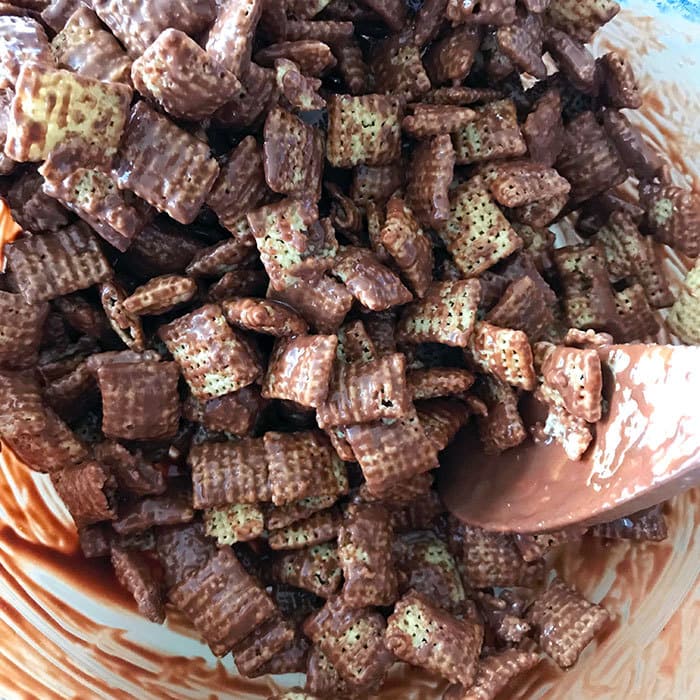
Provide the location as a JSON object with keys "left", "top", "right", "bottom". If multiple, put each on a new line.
{"left": 0, "top": 2, "right": 698, "bottom": 698}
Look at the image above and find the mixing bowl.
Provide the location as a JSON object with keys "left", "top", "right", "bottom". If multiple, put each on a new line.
{"left": 0, "top": 1, "right": 698, "bottom": 698}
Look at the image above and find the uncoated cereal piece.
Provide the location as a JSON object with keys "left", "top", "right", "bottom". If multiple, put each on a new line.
{"left": 169, "top": 547, "right": 276, "bottom": 656}
{"left": 110, "top": 546, "right": 165, "bottom": 623}
{"left": 397, "top": 280, "right": 481, "bottom": 348}
{"left": 408, "top": 368, "right": 475, "bottom": 401}
{"left": 424, "top": 25, "right": 481, "bottom": 85}
{"left": 275, "top": 58, "right": 325, "bottom": 111}
{"left": 272, "top": 543, "right": 342, "bottom": 598}
{"left": 206, "top": 136, "right": 269, "bottom": 235}
{"left": 406, "top": 134, "right": 456, "bottom": 230}
{"left": 223, "top": 298, "right": 309, "bottom": 337}
{"left": 598, "top": 51, "right": 642, "bottom": 109}
{"left": 345, "top": 410, "right": 439, "bottom": 496}
{"left": 331, "top": 246, "right": 412, "bottom": 311}
{"left": 247, "top": 199, "right": 337, "bottom": 290}
{"left": 39, "top": 158, "right": 153, "bottom": 253}
{"left": 496, "top": 11, "right": 546, "bottom": 79}
{"left": 386, "top": 591, "right": 483, "bottom": 687}
{"left": 556, "top": 112, "right": 627, "bottom": 204}
{"left": 0, "top": 291, "right": 48, "bottom": 369}
{"left": 263, "top": 334, "right": 338, "bottom": 408}
{"left": 204, "top": 502, "right": 265, "bottom": 545}
{"left": 394, "top": 531, "right": 467, "bottom": 614}
{"left": 668, "top": 259, "right": 700, "bottom": 344}
{"left": 303, "top": 596, "right": 393, "bottom": 692}
{"left": 255, "top": 40, "right": 336, "bottom": 77}
{"left": 437, "top": 184, "right": 523, "bottom": 278}
{"left": 402, "top": 105, "right": 477, "bottom": 140}
{"left": 98, "top": 279, "right": 145, "bottom": 351}
{"left": 539, "top": 344, "right": 603, "bottom": 422}
{"left": 448, "top": 520, "right": 544, "bottom": 588}
{"left": 486, "top": 277, "right": 553, "bottom": 341}
{"left": 337, "top": 503, "right": 398, "bottom": 607}
{"left": 443, "top": 649, "right": 542, "bottom": 700}
{"left": 416, "top": 398, "right": 472, "bottom": 452}
{"left": 96, "top": 361, "right": 181, "bottom": 441}
{"left": 264, "top": 430, "right": 347, "bottom": 506}
{"left": 269, "top": 274, "right": 352, "bottom": 333}
{"left": 527, "top": 577, "right": 609, "bottom": 669}
{"left": 233, "top": 615, "right": 297, "bottom": 678}
{"left": 350, "top": 162, "right": 404, "bottom": 205}
{"left": 132, "top": 29, "right": 241, "bottom": 121}
{"left": 370, "top": 30, "right": 431, "bottom": 103}
{"left": 453, "top": 100, "right": 527, "bottom": 165}
{"left": 158, "top": 304, "right": 261, "bottom": 400}
{"left": 547, "top": 0, "right": 620, "bottom": 42}
{"left": 268, "top": 508, "right": 341, "bottom": 550}
{"left": 640, "top": 181, "right": 700, "bottom": 258}
{"left": 264, "top": 107, "right": 324, "bottom": 200}
{"left": 0, "top": 16, "right": 53, "bottom": 89}
{"left": 51, "top": 461, "right": 117, "bottom": 527}
{"left": 115, "top": 102, "right": 219, "bottom": 225}
{"left": 379, "top": 197, "right": 433, "bottom": 298}
{"left": 446, "top": 0, "right": 516, "bottom": 25}
{"left": 316, "top": 353, "right": 411, "bottom": 429}
{"left": 6, "top": 64, "right": 131, "bottom": 164}
{"left": 188, "top": 437, "right": 270, "bottom": 508}
{"left": 6, "top": 224, "right": 111, "bottom": 304}
{"left": 123, "top": 275, "right": 196, "bottom": 316}
{"left": 469, "top": 322, "right": 537, "bottom": 391}
{"left": 93, "top": 0, "right": 216, "bottom": 57}
{"left": 205, "top": 0, "right": 262, "bottom": 76}
{"left": 327, "top": 93, "right": 402, "bottom": 167}
{"left": 0, "top": 370, "right": 88, "bottom": 471}
{"left": 51, "top": 7, "right": 132, "bottom": 85}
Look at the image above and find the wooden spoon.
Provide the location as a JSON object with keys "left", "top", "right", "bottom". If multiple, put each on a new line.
{"left": 438, "top": 344, "right": 700, "bottom": 533}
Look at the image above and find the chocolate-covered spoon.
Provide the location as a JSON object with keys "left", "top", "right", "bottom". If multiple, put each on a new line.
{"left": 438, "top": 344, "right": 700, "bottom": 533}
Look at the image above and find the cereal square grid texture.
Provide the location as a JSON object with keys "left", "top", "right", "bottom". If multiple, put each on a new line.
{"left": 5, "top": 63, "right": 132, "bottom": 163}
{"left": 115, "top": 102, "right": 220, "bottom": 225}
{"left": 158, "top": 304, "right": 261, "bottom": 401}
